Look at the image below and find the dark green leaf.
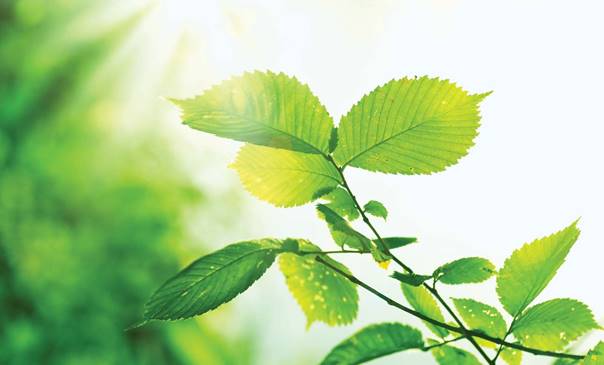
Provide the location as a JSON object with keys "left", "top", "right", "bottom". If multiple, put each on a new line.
{"left": 391, "top": 272, "right": 432, "bottom": 286}
{"left": 434, "top": 257, "right": 495, "bottom": 285}
{"left": 144, "top": 239, "right": 286, "bottom": 321}
{"left": 497, "top": 220, "right": 580, "bottom": 316}
{"left": 376, "top": 237, "right": 417, "bottom": 249}
{"left": 316, "top": 204, "right": 371, "bottom": 251}
{"left": 452, "top": 298, "right": 507, "bottom": 338}
{"left": 363, "top": 200, "right": 387, "bottom": 220}
{"left": 172, "top": 71, "right": 334, "bottom": 154}
{"left": 328, "top": 127, "right": 339, "bottom": 153}
{"left": 320, "top": 323, "right": 424, "bottom": 365}
{"left": 512, "top": 298, "right": 600, "bottom": 351}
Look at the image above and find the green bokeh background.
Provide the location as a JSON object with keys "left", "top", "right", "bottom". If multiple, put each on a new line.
{"left": 0, "top": 1, "right": 255, "bottom": 364}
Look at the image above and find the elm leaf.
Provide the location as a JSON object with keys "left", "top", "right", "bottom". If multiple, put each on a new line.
{"left": 497, "top": 220, "right": 580, "bottom": 316}
{"left": 231, "top": 144, "right": 341, "bottom": 207}
{"left": 320, "top": 323, "right": 424, "bottom": 365}
{"left": 279, "top": 241, "right": 358, "bottom": 327}
{"left": 172, "top": 71, "right": 334, "bottom": 154}
{"left": 333, "top": 76, "right": 490, "bottom": 174}
{"left": 512, "top": 298, "right": 600, "bottom": 351}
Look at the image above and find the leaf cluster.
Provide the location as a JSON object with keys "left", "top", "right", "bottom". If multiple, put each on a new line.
{"left": 139, "top": 72, "right": 602, "bottom": 364}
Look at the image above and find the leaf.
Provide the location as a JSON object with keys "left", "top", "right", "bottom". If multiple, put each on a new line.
{"left": 512, "top": 298, "right": 600, "bottom": 351}
{"left": 497, "top": 220, "right": 581, "bottom": 316}
{"left": 363, "top": 200, "right": 388, "bottom": 220}
{"left": 584, "top": 342, "right": 604, "bottom": 365}
{"left": 434, "top": 257, "right": 495, "bottom": 285}
{"left": 316, "top": 204, "right": 372, "bottom": 251}
{"left": 451, "top": 298, "right": 507, "bottom": 338}
{"left": 279, "top": 241, "right": 358, "bottom": 327}
{"left": 320, "top": 323, "right": 424, "bottom": 365}
{"left": 391, "top": 272, "right": 432, "bottom": 286}
{"left": 430, "top": 342, "right": 481, "bottom": 365}
{"left": 376, "top": 236, "right": 417, "bottom": 249}
{"left": 230, "top": 144, "right": 341, "bottom": 207}
{"left": 322, "top": 187, "right": 359, "bottom": 221}
{"left": 172, "top": 71, "right": 334, "bottom": 154}
{"left": 333, "top": 76, "right": 490, "bottom": 174}
{"left": 328, "top": 127, "right": 339, "bottom": 153}
{"left": 500, "top": 347, "right": 522, "bottom": 365}
{"left": 144, "top": 239, "right": 284, "bottom": 321}
{"left": 401, "top": 284, "right": 449, "bottom": 338}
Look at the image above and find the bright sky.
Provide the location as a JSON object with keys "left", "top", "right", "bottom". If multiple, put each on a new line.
{"left": 97, "top": 1, "right": 604, "bottom": 363}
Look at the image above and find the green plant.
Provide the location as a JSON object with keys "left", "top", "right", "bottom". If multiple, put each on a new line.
{"left": 138, "top": 71, "right": 603, "bottom": 364}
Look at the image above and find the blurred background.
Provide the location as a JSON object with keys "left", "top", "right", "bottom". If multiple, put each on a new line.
{"left": 1, "top": 1, "right": 602, "bottom": 364}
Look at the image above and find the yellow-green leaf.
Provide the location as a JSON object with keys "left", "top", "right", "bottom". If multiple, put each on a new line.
{"left": 496, "top": 220, "right": 580, "bottom": 316}
{"left": 584, "top": 342, "right": 604, "bottom": 365}
{"left": 333, "top": 76, "right": 490, "bottom": 174}
{"left": 512, "top": 298, "right": 600, "bottom": 351}
{"left": 321, "top": 187, "right": 359, "bottom": 221}
{"left": 172, "top": 71, "right": 334, "bottom": 154}
{"left": 452, "top": 298, "right": 507, "bottom": 338}
{"left": 500, "top": 347, "right": 522, "bottom": 365}
{"left": 279, "top": 242, "right": 358, "bottom": 327}
{"left": 430, "top": 342, "right": 481, "bottom": 365}
{"left": 401, "top": 284, "right": 449, "bottom": 338}
{"left": 230, "top": 144, "right": 341, "bottom": 207}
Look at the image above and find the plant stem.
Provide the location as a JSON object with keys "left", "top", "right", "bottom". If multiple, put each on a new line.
{"left": 299, "top": 249, "right": 364, "bottom": 255}
{"left": 326, "top": 156, "right": 492, "bottom": 364}
{"left": 315, "top": 256, "right": 584, "bottom": 361}
{"left": 422, "top": 336, "right": 465, "bottom": 351}
{"left": 492, "top": 317, "right": 518, "bottom": 363}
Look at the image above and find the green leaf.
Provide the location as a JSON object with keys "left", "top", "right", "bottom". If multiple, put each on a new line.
{"left": 363, "top": 200, "right": 388, "bottom": 220}
{"left": 316, "top": 204, "right": 372, "bottom": 251}
{"left": 451, "top": 298, "right": 506, "bottom": 338}
{"left": 512, "top": 298, "right": 600, "bottom": 351}
{"left": 584, "top": 342, "right": 604, "bottom": 365}
{"left": 401, "top": 284, "right": 449, "bottom": 338}
{"left": 320, "top": 323, "right": 424, "bottom": 365}
{"left": 434, "top": 257, "right": 495, "bottom": 285}
{"left": 430, "top": 343, "right": 481, "bottom": 365}
{"left": 144, "top": 239, "right": 284, "bottom": 321}
{"left": 230, "top": 144, "right": 341, "bottom": 207}
{"left": 279, "top": 241, "right": 358, "bottom": 327}
{"left": 333, "top": 76, "right": 490, "bottom": 174}
{"left": 328, "top": 127, "right": 339, "bottom": 153}
{"left": 497, "top": 220, "right": 581, "bottom": 316}
{"left": 500, "top": 347, "right": 522, "bottom": 365}
{"left": 172, "top": 71, "right": 334, "bottom": 154}
{"left": 376, "top": 236, "right": 417, "bottom": 249}
{"left": 391, "top": 272, "right": 432, "bottom": 286}
{"left": 322, "top": 187, "right": 359, "bottom": 221}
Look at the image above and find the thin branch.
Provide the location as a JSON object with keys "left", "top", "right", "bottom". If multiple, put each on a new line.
{"left": 298, "top": 249, "right": 364, "bottom": 255}
{"left": 326, "top": 156, "right": 492, "bottom": 364}
{"left": 422, "top": 336, "right": 465, "bottom": 351}
{"left": 315, "top": 254, "right": 584, "bottom": 361}
{"left": 492, "top": 316, "right": 518, "bottom": 363}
